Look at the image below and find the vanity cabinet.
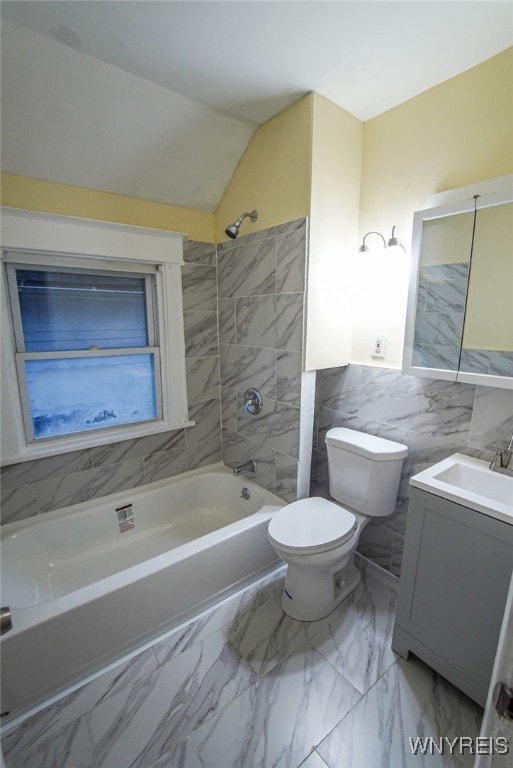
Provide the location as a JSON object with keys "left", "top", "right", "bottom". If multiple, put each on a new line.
{"left": 392, "top": 487, "right": 513, "bottom": 707}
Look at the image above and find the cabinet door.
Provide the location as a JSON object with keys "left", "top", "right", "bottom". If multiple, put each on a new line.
{"left": 395, "top": 488, "right": 513, "bottom": 701}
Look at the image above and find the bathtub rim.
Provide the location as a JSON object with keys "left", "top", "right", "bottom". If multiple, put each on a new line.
{"left": 1, "top": 460, "right": 280, "bottom": 538}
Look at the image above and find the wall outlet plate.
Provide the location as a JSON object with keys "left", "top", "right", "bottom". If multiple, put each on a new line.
{"left": 372, "top": 334, "right": 387, "bottom": 357}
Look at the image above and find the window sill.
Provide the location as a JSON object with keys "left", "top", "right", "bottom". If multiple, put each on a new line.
{"left": 1, "top": 419, "right": 196, "bottom": 466}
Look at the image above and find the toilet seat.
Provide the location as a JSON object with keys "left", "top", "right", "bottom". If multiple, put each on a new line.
{"left": 268, "top": 497, "right": 357, "bottom": 554}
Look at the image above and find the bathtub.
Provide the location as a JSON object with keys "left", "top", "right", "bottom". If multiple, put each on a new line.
{"left": 0, "top": 462, "right": 284, "bottom": 722}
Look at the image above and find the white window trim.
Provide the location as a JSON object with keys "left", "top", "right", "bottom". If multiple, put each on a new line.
{"left": 1, "top": 207, "right": 193, "bottom": 464}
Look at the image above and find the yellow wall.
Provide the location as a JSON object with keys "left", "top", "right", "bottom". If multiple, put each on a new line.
{"left": 354, "top": 47, "right": 513, "bottom": 369}
{"left": 214, "top": 95, "right": 312, "bottom": 241}
{"left": 0, "top": 173, "right": 215, "bottom": 243}
{"left": 306, "top": 94, "right": 363, "bottom": 370}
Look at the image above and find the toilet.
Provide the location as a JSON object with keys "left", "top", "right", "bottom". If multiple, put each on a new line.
{"left": 268, "top": 427, "right": 408, "bottom": 621}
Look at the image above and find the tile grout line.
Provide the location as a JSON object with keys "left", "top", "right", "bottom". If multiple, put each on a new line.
{"left": 312, "top": 653, "right": 400, "bottom": 757}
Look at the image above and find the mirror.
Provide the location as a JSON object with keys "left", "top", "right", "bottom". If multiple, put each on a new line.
{"left": 403, "top": 179, "right": 513, "bottom": 390}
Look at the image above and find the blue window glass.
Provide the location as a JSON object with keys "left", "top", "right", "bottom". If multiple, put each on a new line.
{"left": 16, "top": 270, "right": 148, "bottom": 351}
{"left": 24, "top": 354, "right": 157, "bottom": 439}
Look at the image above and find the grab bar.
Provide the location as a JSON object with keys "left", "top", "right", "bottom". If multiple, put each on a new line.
{"left": 1, "top": 607, "right": 12, "bottom": 635}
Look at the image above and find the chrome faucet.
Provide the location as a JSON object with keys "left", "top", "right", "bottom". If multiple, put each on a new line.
{"left": 1, "top": 607, "right": 12, "bottom": 635}
{"left": 232, "top": 459, "right": 256, "bottom": 476}
{"left": 489, "top": 434, "right": 513, "bottom": 476}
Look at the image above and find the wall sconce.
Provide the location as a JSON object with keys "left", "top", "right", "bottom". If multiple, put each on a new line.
{"left": 358, "top": 226, "right": 405, "bottom": 252}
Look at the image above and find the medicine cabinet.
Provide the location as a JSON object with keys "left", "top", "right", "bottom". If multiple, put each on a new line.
{"left": 403, "top": 176, "right": 513, "bottom": 390}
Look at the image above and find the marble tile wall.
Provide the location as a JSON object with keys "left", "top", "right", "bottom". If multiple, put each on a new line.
{"left": 413, "top": 262, "right": 468, "bottom": 370}
{"left": 311, "top": 364, "right": 513, "bottom": 577}
{"left": 0, "top": 240, "right": 222, "bottom": 525}
{"left": 460, "top": 348, "right": 513, "bottom": 376}
{"left": 217, "top": 218, "right": 307, "bottom": 502}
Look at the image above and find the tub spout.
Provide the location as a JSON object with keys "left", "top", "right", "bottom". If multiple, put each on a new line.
{"left": 232, "top": 460, "right": 256, "bottom": 476}
{"left": 1, "top": 607, "right": 12, "bottom": 635}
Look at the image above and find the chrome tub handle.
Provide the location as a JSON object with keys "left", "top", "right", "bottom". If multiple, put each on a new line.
{"left": 1, "top": 607, "right": 12, "bottom": 635}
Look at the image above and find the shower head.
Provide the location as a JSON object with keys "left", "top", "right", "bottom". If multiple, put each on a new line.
{"left": 224, "top": 210, "right": 258, "bottom": 239}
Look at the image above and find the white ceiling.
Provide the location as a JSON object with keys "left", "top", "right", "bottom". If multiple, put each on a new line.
{"left": 1, "top": 1, "right": 512, "bottom": 211}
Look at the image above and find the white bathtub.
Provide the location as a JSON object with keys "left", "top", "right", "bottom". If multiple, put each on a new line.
{"left": 0, "top": 462, "right": 284, "bottom": 722}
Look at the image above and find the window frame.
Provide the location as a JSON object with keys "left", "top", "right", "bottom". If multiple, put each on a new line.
{"left": 6, "top": 259, "right": 163, "bottom": 444}
{"left": 1, "top": 208, "right": 192, "bottom": 464}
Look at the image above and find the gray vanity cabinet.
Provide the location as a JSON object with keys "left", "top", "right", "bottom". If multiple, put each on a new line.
{"left": 392, "top": 487, "right": 513, "bottom": 707}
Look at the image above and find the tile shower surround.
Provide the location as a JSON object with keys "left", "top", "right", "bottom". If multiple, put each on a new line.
{"left": 0, "top": 220, "right": 307, "bottom": 523}
{"left": 217, "top": 218, "right": 306, "bottom": 503}
{"left": 311, "top": 364, "right": 513, "bottom": 577}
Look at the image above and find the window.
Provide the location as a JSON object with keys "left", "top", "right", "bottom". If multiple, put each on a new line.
{"left": 7, "top": 263, "right": 162, "bottom": 441}
{"left": 1, "top": 209, "right": 190, "bottom": 462}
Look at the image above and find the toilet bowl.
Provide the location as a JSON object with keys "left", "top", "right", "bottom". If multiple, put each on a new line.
{"left": 268, "top": 496, "right": 364, "bottom": 621}
{"left": 268, "top": 428, "right": 408, "bottom": 621}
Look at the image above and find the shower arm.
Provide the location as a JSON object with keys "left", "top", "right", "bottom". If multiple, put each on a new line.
{"left": 234, "top": 211, "right": 258, "bottom": 227}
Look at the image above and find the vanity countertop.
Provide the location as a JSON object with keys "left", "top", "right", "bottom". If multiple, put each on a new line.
{"left": 409, "top": 452, "right": 513, "bottom": 525}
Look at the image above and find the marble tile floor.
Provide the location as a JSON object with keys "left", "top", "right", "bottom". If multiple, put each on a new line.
{"left": 2, "top": 563, "right": 483, "bottom": 768}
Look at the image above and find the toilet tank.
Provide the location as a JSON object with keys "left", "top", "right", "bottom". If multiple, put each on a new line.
{"left": 325, "top": 428, "right": 408, "bottom": 517}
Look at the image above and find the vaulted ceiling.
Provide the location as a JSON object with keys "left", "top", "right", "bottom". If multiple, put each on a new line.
{"left": 2, "top": 1, "right": 512, "bottom": 212}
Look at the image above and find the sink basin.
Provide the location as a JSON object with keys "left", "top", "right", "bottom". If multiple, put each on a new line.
{"left": 410, "top": 453, "right": 513, "bottom": 523}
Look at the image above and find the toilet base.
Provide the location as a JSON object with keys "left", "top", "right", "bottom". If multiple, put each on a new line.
{"left": 281, "top": 562, "right": 361, "bottom": 622}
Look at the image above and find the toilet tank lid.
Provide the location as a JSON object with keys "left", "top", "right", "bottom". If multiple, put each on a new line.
{"left": 325, "top": 428, "right": 408, "bottom": 461}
